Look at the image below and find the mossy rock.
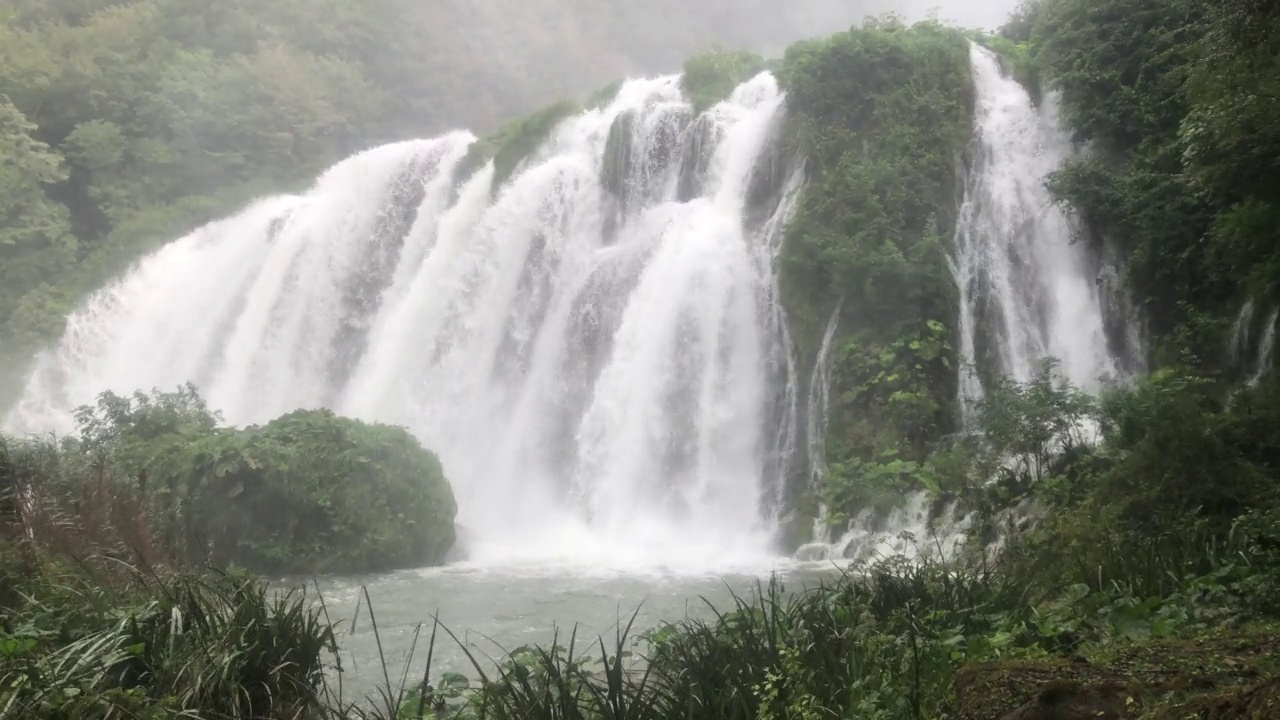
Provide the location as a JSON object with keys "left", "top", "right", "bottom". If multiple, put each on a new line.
{"left": 147, "top": 408, "right": 458, "bottom": 575}
{"left": 587, "top": 79, "right": 624, "bottom": 109}
{"left": 457, "top": 99, "right": 582, "bottom": 194}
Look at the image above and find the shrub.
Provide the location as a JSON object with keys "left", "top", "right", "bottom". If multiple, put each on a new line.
{"left": 62, "top": 386, "right": 459, "bottom": 575}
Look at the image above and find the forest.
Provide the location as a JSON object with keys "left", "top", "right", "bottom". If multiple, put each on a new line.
{"left": 2, "top": 0, "right": 1280, "bottom": 718}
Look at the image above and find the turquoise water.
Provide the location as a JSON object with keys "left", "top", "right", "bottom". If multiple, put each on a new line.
{"left": 309, "top": 560, "right": 842, "bottom": 702}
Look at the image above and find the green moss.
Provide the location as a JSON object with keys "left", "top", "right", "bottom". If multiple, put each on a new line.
{"left": 776, "top": 21, "right": 974, "bottom": 525}
{"left": 491, "top": 99, "right": 583, "bottom": 193}
{"left": 681, "top": 47, "right": 766, "bottom": 113}
{"left": 459, "top": 98, "right": 581, "bottom": 194}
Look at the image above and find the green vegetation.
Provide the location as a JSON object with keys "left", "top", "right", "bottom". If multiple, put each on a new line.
{"left": 408, "top": 373, "right": 1280, "bottom": 720}
{"left": 1008, "top": 0, "right": 1280, "bottom": 372}
{"left": 7, "top": 386, "right": 457, "bottom": 575}
{"left": 458, "top": 99, "right": 584, "bottom": 193}
{"left": 7, "top": 372, "right": 1280, "bottom": 718}
{"left": 0, "top": 555, "right": 338, "bottom": 719}
{"left": 0, "top": 0, "right": 765, "bottom": 367}
{"left": 681, "top": 48, "right": 767, "bottom": 112}
{"left": 586, "top": 80, "right": 625, "bottom": 110}
{"left": 777, "top": 19, "right": 974, "bottom": 527}
{"left": 0, "top": 0, "right": 449, "bottom": 370}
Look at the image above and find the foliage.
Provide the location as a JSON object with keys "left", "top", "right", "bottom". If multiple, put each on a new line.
{"left": 0, "top": 97, "right": 76, "bottom": 349}
{"left": 1027, "top": 0, "right": 1280, "bottom": 369}
{"left": 382, "top": 534, "right": 1280, "bottom": 720}
{"left": 0, "top": 544, "right": 338, "bottom": 719}
{"left": 822, "top": 320, "right": 956, "bottom": 520}
{"left": 57, "top": 387, "right": 459, "bottom": 575}
{"left": 457, "top": 99, "right": 582, "bottom": 193}
{"left": 3, "top": 386, "right": 458, "bottom": 577}
{"left": 5, "top": 373, "right": 1280, "bottom": 720}
{"left": 975, "top": 359, "right": 1099, "bottom": 493}
{"left": 680, "top": 47, "right": 766, "bottom": 113}
{"left": 586, "top": 80, "right": 624, "bottom": 110}
{"left": 775, "top": 19, "right": 974, "bottom": 531}
{"left": 4, "top": 0, "right": 770, "bottom": 361}
{"left": 491, "top": 100, "right": 581, "bottom": 193}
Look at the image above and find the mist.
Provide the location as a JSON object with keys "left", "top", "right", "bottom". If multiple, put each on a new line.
{"left": 384, "top": 0, "right": 1023, "bottom": 135}
{"left": 677, "top": 0, "right": 1024, "bottom": 57}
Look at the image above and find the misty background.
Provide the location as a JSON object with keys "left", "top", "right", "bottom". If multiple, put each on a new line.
{"left": 382, "top": 0, "right": 1021, "bottom": 135}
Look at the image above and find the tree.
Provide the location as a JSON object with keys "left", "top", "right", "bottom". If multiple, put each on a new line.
{"left": 0, "top": 96, "right": 75, "bottom": 340}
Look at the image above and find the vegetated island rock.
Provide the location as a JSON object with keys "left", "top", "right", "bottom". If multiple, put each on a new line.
{"left": 153, "top": 408, "right": 458, "bottom": 576}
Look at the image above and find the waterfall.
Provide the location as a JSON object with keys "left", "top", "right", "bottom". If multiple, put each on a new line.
{"left": 6, "top": 74, "right": 801, "bottom": 572}
{"left": 954, "top": 44, "right": 1126, "bottom": 399}
{"left": 1250, "top": 310, "right": 1278, "bottom": 386}
{"left": 1230, "top": 301, "right": 1257, "bottom": 367}
{"left": 1230, "top": 301, "right": 1277, "bottom": 386}
{"left": 814, "top": 43, "right": 1135, "bottom": 562}
{"left": 805, "top": 304, "right": 842, "bottom": 544}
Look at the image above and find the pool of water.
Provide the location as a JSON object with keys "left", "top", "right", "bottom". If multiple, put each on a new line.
{"left": 308, "top": 558, "right": 843, "bottom": 702}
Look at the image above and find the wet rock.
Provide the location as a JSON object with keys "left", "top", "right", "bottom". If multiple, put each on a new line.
{"left": 444, "top": 524, "right": 475, "bottom": 563}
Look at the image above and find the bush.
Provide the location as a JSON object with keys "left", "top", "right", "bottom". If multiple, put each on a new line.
{"left": 31, "top": 386, "right": 459, "bottom": 576}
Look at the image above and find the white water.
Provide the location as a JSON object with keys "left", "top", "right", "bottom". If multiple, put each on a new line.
{"left": 1250, "top": 309, "right": 1278, "bottom": 386}
{"left": 802, "top": 304, "right": 842, "bottom": 547}
{"left": 954, "top": 45, "right": 1124, "bottom": 398}
{"left": 7, "top": 74, "right": 801, "bottom": 574}
{"left": 1228, "top": 301, "right": 1276, "bottom": 386}
{"left": 810, "top": 44, "right": 1132, "bottom": 562}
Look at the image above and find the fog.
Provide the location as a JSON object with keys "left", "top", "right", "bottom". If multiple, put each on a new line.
{"left": 397, "top": 0, "right": 1023, "bottom": 133}
{"left": 678, "top": 0, "right": 1024, "bottom": 57}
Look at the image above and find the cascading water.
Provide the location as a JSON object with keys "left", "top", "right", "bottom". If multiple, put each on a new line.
{"left": 1250, "top": 310, "right": 1278, "bottom": 386}
{"left": 1228, "top": 301, "right": 1277, "bottom": 386}
{"left": 801, "top": 304, "right": 841, "bottom": 550}
{"left": 6, "top": 74, "right": 802, "bottom": 572}
{"left": 955, "top": 44, "right": 1128, "bottom": 399}
{"left": 814, "top": 43, "right": 1136, "bottom": 562}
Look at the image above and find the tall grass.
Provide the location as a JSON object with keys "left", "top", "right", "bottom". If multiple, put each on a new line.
{"left": 330, "top": 553, "right": 1034, "bottom": 720}
{"left": 2, "top": 435, "right": 341, "bottom": 719}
